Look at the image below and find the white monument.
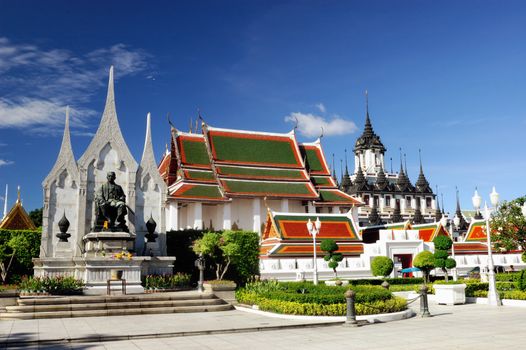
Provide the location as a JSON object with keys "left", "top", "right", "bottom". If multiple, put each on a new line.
{"left": 35, "top": 67, "right": 174, "bottom": 294}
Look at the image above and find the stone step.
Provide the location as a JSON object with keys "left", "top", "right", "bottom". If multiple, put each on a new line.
{"left": 6, "top": 297, "right": 225, "bottom": 313}
{"left": 0, "top": 303, "right": 234, "bottom": 320}
{"left": 17, "top": 291, "right": 214, "bottom": 306}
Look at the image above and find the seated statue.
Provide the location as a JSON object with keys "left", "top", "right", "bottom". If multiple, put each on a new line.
{"left": 94, "top": 171, "right": 128, "bottom": 232}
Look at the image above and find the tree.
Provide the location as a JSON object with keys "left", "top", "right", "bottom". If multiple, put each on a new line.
{"left": 28, "top": 208, "right": 43, "bottom": 228}
{"left": 192, "top": 230, "right": 259, "bottom": 282}
{"left": 413, "top": 251, "right": 435, "bottom": 283}
{"left": 433, "top": 236, "right": 456, "bottom": 282}
{"left": 490, "top": 196, "right": 526, "bottom": 252}
{"left": 371, "top": 256, "right": 394, "bottom": 277}
{"left": 320, "top": 239, "right": 343, "bottom": 277}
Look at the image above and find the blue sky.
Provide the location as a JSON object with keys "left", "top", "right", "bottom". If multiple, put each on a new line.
{"left": 0, "top": 0, "right": 525, "bottom": 215}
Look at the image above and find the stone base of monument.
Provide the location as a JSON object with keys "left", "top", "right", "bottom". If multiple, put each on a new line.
{"left": 33, "top": 256, "right": 175, "bottom": 295}
{"left": 83, "top": 231, "right": 136, "bottom": 256}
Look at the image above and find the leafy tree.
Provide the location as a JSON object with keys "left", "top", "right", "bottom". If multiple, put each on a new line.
{"left": 433, "top": 235, "right": 456, "bottom": 282}
{"left": 413, "top": 251, "right": 435, "bottom": 283}
{"left": 371, "top": 256, "right": 394, "bottom": 277}
{"left": 320, "top": 239, "right": 343, "bottom": 277}
{"left": 193, "top": 230, "right": 258, "bottom": 282}
{"left": 490, "top": 196, "right": 526, "bottom": 252}
{"left": 28, "top": 208, "right": 43, "bottom": 228}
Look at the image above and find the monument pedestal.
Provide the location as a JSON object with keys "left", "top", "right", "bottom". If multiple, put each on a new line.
{"left": 54, "top": 241, "right": 74, "bottom": 258}
{"left": 83, "top": 231, "right": 136, "bottom": 256}
{"left": 33, "top": 256, "right": 176, "bottom": 295}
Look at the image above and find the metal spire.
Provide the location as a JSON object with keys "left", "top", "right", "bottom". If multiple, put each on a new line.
{"left": 2, "top": 184, "right": 7, "bottom": 220}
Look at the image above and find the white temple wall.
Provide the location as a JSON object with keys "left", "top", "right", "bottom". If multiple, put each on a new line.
{"left": 44, "top": 170, "right": 79, "bottom": 257}
{"left": 230, "top": 198, "right": 253, "bottom": 231}
{"left": 202, "top": 204, "right": 218, "bottom": 231}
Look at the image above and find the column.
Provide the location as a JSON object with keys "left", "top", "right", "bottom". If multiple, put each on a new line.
{"left": 333, "top": 206, "right": 340, "bottom": 214}
{"left": 253, "top": 198, "right": 261, "bottom": 234}
{"left": 281, "top": 199, "right": 289, "bottom": 212}
{"left": 193, "top": 202, "right": 203, "bottom": 230}
{"left": 307, "top": 201, "right": 316, "bottom": 213}
{"left": 223, "top": 203, "right": 232, "bottom": 230}
{"left": 168, "top": 201, "right": 179, "bottom": 231}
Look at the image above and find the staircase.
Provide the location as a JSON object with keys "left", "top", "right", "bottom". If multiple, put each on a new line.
{"left": 0, "top": 291, "right": 233, "bottom": 319}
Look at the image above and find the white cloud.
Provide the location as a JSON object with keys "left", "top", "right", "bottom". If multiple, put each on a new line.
{"left": 0, "top": 159, "right": 13, "bottom": 167}
{"left": 0, "top": 37, "right": 151, "bottom": 135}
{"left": 315, "top": 103, "right": 326, "bottom": 114}
{"left": 285, "top": 112, "right": 358, "bottom": 138}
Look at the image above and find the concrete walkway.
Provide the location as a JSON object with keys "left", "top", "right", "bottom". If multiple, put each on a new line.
{"left": 2, "top": 301, "right": 525, "bottom": 349}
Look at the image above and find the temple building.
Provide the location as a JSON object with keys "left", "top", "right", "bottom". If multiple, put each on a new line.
{"left": 159, "top": 125, "right": 363, "bottom": 234}
{"left": 339, "top": 94, "right": 438, "bottom": 226}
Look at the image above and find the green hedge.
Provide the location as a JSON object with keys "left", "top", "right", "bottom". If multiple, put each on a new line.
{"left": 0, "top": 229, "right": 41, "bottom": 283}
{"left": 236, "top": 280, "right": 406, "bottom": 316}
{"left": 250, "top": 297, "right": 407, "bottom": 316}
{"left": 349, "top": 277, "right": 424, "bottom": 286}
{"left": 143, "top": 273, "right": 191, "bottom": 290}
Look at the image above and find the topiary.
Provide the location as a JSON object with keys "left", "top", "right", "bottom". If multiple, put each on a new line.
{"left": 371, "top": 256, "right": 394, "bottom": 277}
{"left": 413, "top": 251, "right": 435, "bottom": 283}
{"left": 433, "top": 235, "right": 455, "bottom": 282}
{"left": 320, "top": 239, "right": 343, "bottom": 277}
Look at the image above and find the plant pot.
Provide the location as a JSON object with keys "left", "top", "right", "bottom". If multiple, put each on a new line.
{"left": 433, "top": 283, "right": 466, "bottom": 305}
{"left": 111, "top": 269, "right": 124, "bottom": 280}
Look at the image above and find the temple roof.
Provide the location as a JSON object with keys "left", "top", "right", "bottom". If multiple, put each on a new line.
{"left": 161, "top": 123, "right": 362, "bottom": 204}
{"left": 462, "top": 220, "right": 487, "bottom": 242}
{"left": 0, "top": 189, "right": 37, "bottom": 230}
{"left": 262, "top": 211, "right": 361, "bottom": 247}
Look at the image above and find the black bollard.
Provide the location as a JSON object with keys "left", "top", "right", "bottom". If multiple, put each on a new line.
{"left": 420, "top": 284, "right": 431, "bottom": 317}
{"left": 344, "top": 289, "right": 358, "bottom": 327}
{"left": 195, "top": 254, "right": 205, "bottom": 292}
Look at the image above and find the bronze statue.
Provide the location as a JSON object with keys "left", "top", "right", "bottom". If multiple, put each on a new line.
{"left": 94, "top": 171, "right": 128, "bottom": 231}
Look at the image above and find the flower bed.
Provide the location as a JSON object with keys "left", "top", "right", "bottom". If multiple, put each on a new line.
{"left": 19, "top": 276, "right": 84, "bottom": 295}
{"left": 236, "top": 280, "right": 406, "bottom": 316}
{"left": 143, "top": 273, "right": 191, "bottom": 292}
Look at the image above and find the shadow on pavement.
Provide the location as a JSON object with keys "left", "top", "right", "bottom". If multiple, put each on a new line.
{"left": 3, "top": 332, "right": 101, "bottom": 349}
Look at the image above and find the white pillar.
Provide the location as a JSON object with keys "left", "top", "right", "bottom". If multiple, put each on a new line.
{"left": 308, "top": 201, "right": 316, "bottom": 213}
{"left": 333, "top": 206, "right": 340, "bottom": 214}
{"left": 168, "top": 201, "right": 179, "bottom": 231}
{"left": 223, "top": 203, "right": 232, "bottom": 230}
{"left": 193, "top": 202, "right": 202, "bottom": 229}
{"left": 253, "top": 198, "right": 261, "bottom": 234}
{"left": 281, "top": 199, "right": 289, "bottom": 212}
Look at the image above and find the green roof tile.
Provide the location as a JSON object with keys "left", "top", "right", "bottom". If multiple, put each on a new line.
{"left": 222, "top": 180, "right": 316, "bottom": 197}
{"left": 211, "top": 134, "right": 301, "bottom": 166}
{"left": 217, "top": 166, "right": 306, "bottom": 180}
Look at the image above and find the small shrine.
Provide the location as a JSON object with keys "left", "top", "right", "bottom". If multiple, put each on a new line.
{"left": 0, "top": 187, "right": 37, "bottom": 230}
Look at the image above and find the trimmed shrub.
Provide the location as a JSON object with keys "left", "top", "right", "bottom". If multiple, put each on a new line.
{"left": 348, "top": 277, "right": 424, "bottom": 286}
{"left": 413, "top": 251, "right": 435, "bottom": 283}
{"left": 371, "top": 256, "right": 394, "bottom": 277}
{"left": 320, "top": 239, "right": 343, "bottom": 277}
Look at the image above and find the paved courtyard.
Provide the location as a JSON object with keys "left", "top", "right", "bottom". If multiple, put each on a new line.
{"left": 2, "top": 301, "right": 525, "bottom": 349}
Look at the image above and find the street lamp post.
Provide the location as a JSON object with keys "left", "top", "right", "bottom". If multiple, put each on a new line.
{"left": 473, "top": 187, "right": 502, "bottom": 306}
{"left": 451, "top": 214, "right": 460, "bottom": 282}
{"left": 306, "top": 217, "right": 321, "bottom": 285}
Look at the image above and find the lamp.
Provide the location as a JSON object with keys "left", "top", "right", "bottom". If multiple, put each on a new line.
{"left": 472, "top": 188, "right": 482, "bottom": 218}
{"left": 306, "top": 217, "right": 321, "bottom": 285}
{"left": 474, "top": 187, "right": 502, "bottom": 306}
